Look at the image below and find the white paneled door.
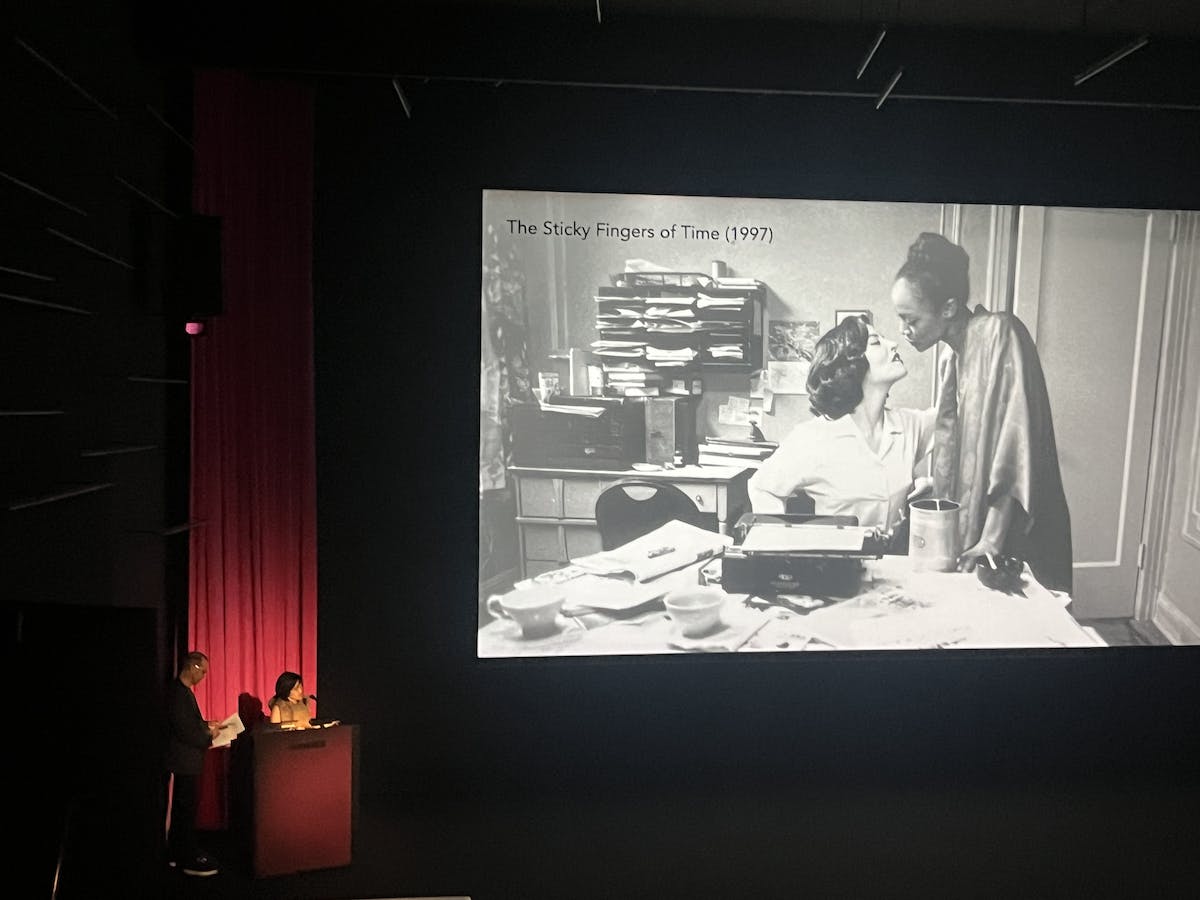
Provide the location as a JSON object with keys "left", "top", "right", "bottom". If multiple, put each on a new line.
{"left": 1015, "top": 207, "right": 1174, "bottom": 618}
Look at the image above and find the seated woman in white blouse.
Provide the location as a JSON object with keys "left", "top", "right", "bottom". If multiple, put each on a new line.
{"left": 748, "top": 316, "right": 934, "bottom": 538}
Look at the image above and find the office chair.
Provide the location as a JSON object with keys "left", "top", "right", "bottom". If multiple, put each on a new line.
{"left": 594, "top": 480, "right": 716, "bottom": 550}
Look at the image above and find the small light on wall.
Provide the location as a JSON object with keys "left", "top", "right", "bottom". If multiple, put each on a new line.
{"left": 185, "top": 320, "right": 205, "bottom": 336}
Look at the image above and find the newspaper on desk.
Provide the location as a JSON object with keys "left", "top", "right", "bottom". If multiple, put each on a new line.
{"left": 555, "top": 570, "right": 687, "bottom": 614}
{"left": 512, "top": 557, "right": 717, "bottom": 616}
{"left": 570, "top": 520, "right": 733, "bottom": 582}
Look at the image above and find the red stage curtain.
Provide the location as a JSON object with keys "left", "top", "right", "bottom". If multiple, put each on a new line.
{"left": 188, "top": 70, "right": 318, "bottom": 730}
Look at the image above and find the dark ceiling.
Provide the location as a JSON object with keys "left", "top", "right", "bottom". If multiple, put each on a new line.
{"left": 130, "top": 0, "right": 1200, "bottom": 111}
{"left": 451, "top": 0, "right": 1200, "bottom": 37}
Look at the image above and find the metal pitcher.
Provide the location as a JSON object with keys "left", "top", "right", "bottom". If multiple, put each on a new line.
{"left": 909, "top": 498, "right": 961, "bottom": 572}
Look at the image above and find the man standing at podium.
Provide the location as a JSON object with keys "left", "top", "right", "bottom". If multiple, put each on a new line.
{"left": 166, "top": 650, "right": 222, "bottom": 877}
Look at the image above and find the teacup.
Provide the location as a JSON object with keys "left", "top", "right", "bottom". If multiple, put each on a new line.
{"left": 487, "top": 584, "right": 566, "bottom": 639}
{"left": 663, "top": 587, "right": 727, "bottom": 638}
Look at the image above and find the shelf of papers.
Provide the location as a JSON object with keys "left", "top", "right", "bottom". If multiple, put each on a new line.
{"left": 591, "top": 278, "right": 765, "bottom": 398}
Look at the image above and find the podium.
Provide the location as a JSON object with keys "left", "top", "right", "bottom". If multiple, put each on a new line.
{"left": 242, "top": 724, "right": 359, "bottom": 877}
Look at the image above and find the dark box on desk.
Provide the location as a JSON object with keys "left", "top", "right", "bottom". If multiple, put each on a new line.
{"left": 644, "top": 396, "right": 697, "bottom": 466}
{"left": 510, "top": 398, "right": 646, "bottom": 470}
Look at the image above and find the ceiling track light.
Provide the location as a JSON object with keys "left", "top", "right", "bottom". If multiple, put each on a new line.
{"left": 1073, "top": 34, "right": 1150, "bottom": 86}
{"left": 875, "top": 67, "right": 904, "bottom": 109}
{"left": 391, "top": 78, "right": 412, "bottom": 118}
{"left": 857, "top": 26, "right": 888, "bottom": 80}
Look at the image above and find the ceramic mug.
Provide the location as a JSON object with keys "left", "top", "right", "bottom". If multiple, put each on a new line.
{"left": 487, "top": 584, "right": 566, "bottom": 639}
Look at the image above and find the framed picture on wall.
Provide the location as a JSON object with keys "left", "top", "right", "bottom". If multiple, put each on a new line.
{"left": 835, "top": 309, "right": 873, "bottom": 326}
{"left": 766, "top": 319, "right": 819, "bottom": 395}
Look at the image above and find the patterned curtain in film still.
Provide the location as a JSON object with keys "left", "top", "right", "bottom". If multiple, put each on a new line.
{"left": 479, "top": 225, "right": 534, "bottom": 583}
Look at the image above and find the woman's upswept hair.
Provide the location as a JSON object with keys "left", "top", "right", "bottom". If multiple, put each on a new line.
{"left": 894, "top": 231, "right": 970, "bottom": 309}
{"left": 807, "top": 315, "right": 870, "bottom": 419}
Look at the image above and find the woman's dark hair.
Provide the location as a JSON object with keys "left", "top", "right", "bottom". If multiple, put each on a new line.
{"left": 807, "top": 315, "right": 870, "bottom": 419}
{"left": 894, "top": 232, "right": 970, "bottom": 309}
{"left": 272, "top": 671, "right": 302, "bottom": 703}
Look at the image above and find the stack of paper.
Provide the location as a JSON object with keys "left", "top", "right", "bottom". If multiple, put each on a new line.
{"left": 572, "top": 520, "right": 733, "bottom": 582}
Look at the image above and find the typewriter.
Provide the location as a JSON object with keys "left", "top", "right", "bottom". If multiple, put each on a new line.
{"left": 720, "top": 512, "right": 889, "bottom": 598}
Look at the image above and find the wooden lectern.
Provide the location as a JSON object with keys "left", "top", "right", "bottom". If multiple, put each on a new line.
{"left": 244, "top": 724, "right": 359, "bottom": 877}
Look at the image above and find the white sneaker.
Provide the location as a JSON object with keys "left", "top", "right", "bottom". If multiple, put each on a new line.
{"left": 181, "top": 854, "right": 219, "bottom": 877}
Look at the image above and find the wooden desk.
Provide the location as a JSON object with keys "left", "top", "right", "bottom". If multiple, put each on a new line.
{"left": 478, "top": 556, "right": 1103, "bottom": 657}
{"left": 508, "top": 464, "right": 752, "bottom": 580}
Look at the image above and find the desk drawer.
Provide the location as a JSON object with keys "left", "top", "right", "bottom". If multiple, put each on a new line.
{"left": 562, "top": 478, "right": 610, "bottom": 519}
{"left": 672, "top": 482, "right": 718, "bottom": 514}
{"left": 520, "top": 523, "right": 563, "bottom": 562}
{"left": 517, "top": 477, "right": 561, "bottom": 518}
{"left": 562, "top": 479, "right": 719, "bottom": 518}
{"left": 564, "top": 525, "right": 604, "bottom": 560}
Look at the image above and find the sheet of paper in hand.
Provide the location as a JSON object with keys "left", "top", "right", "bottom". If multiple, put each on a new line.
{"left": 211, "top": 712, "right": 245, "bottom": 748}
{"left": 571, "top": 520, "right": 733, "bottom": 583}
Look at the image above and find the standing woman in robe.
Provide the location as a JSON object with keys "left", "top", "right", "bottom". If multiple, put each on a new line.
{"left": 889, "top": 232, "right": 1073, "bottom": 592}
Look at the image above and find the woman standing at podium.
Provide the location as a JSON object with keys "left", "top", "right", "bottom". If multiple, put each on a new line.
{"left": 268, "top": 671, "right": 313, "bottom": 728}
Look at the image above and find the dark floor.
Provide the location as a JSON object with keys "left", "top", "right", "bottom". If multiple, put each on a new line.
{"left": 46, "top": 778, "right": 1200, "bottom": 900}
{"left": 1079, "top": 618, "right": 1167, "bottom": 646}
